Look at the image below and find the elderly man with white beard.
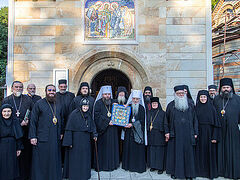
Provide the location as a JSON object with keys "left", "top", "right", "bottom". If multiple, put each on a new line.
{"left": 114, "top": 86, "right": 128, "bottom": 105}
{"left": 122, "top": 90, "right": 147, "bottom": 173}
{"left": 164, "top": 85, "right": 198, "bottom": 180}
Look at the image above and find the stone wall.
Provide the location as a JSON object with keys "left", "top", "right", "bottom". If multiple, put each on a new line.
{"left": 10, "top": 0, "right": 212, "bottom": 108}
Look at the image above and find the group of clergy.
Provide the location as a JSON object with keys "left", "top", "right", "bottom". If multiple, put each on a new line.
{"left": 0, "top": 77, "right": 240, "bottom": 180}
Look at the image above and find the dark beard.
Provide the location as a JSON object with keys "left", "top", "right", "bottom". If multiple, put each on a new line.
{"left": 103, "top": 98, "right": 111, "bottom": 105}
{"left": 144, "top": 96, "right": 151, "bottom": 103}
{"left": 220, "top": 90, "right": 233, "bottom": 99}
{"left": 46, "top": 95, "right": 56, "bottom": 102}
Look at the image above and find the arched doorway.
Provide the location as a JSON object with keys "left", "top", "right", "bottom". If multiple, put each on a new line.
{"left": 91, "top": 69, "right": 132, "bottom": 98}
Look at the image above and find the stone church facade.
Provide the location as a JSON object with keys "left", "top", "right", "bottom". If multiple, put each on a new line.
{"left": 7, "top": 0, "right": 212, "bottom": 107}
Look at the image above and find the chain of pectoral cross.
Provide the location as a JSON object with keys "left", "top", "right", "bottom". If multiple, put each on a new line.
{"left": 12, "top": 94, "right": 22, "bottom": 117}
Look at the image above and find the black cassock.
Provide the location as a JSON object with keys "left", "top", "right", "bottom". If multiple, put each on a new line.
{"left": 2, "top": 94, "right": 33, "bottom": 180}
{"left": 122, "top": 104, "right": 146, "bottom": 173}
{"left": 147, "top": 108, "right": 166, "bottom": 171}
{"left": 62, "top": 109, "right": 97, "bottom": 180}
{"left": 213, "top": 94, "right": 240, "bottom": 179}
{"left": 195, "top": 95, "right": 220, "bottom": 179}
{"left": 94, "top": 99, "right": 119, "bottom": 171}
{"left": 164, "top": 101, "right": 198, "bottom": 179}
{"left": 29, "top": 98, "right": 64, "bottom": 180}
{"left": 69, "top": 95, "right": 95, "bottom": 115}
{"left": 0, "top": 115, "right": 23, "bottom": 180}
{"left": 56, "top": 91, "right": 75, "bottom": 124}
{"left": 27, "top": 94, "right": 41, "bottom": 104}
{"left": 69, "top": 95, "right": 95, "bottom": 168}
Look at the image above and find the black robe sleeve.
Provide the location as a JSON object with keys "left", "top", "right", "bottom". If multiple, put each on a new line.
{"left": 60, "top": 106, "right": 65, "bottom": 135}
{"left": 28, "top": 102, "right": 40, "bottom": 139}
{"left": 91, "top": 119, "right": 98, "bottom": 138}
{"left": 211, "top": 107, "right": 221, "bottom": 141}
{"left": 192, "top": 108, "right": 198, "bottom": 136}
{"left": 164, "top": 103, "right": 172, "bottom": 134}
{"left": 16, "top": 139, "right": 24, "bottom": 150}
{"left": 94, "top": 100, "right": 111, "bottom": 134}
{"left": 62, "top": 130, "right": 73, "bottom": 147}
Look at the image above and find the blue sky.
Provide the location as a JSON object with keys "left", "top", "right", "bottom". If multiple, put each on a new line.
{"left": 0, "top": 0, "right": 8, "bottom": 8}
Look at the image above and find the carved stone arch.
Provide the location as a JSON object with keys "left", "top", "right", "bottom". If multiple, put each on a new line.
{"left": 71, "top": 49, "right": 148, "bottom": 92}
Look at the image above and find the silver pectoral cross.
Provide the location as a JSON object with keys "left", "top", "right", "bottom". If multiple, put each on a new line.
{"left": 16, "top": 110, "right": 20, "bottom": 117}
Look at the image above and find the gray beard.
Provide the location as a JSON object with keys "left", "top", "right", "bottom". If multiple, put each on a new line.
{"left": 132, "top": 103, "right": 139, "bottom": 116}
{"left": 14, "top": 92, "right": 22, "bottom": 97}
{"left": 103, "top": 98, "right": 111, "bottom": 105}
{"left": 59, "top": 90, "right": 67, "bottom": 94}
{"left": 220, "top": 90, "right": 233, "bottom": 99}
{"left": 117, "top": 96, "right": 126, "bottom": 105}
{"left": 209, "top": 94, "right": 215, "bottom": 99}
{"left": 29, "top": 92, "right": 35, "bottom": 96}
{"left": 174, "top": 94, "right": 189, "bottom": 112}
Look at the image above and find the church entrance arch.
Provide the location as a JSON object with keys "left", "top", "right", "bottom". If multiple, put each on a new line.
{"left": 72, "top": 50, "right": 148, "bottom": 96}
{"left": 91, "top": 69, "right": 132, "bottom": 98}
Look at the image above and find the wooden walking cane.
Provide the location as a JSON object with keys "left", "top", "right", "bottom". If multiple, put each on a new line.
{"left": 94, "top": 140, "right": 100, "bottom": 180}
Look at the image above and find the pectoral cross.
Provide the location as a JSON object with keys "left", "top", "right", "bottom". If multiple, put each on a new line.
{"left": 16, "top": 110, "right": 20, "bottom": 117}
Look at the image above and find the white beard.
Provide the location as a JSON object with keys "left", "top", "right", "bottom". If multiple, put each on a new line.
{"left": 14, "top": 92, "right": 22, "bottom": 97}
{"left": 209, "top": 94, "right": 215, "bottom": 99}
{"left": 117, "top": 96, "right": 126, "bottom": 104}
{"left": 174, "top": 94, "right": 189, "bottom": 112}
{"left": 59, "top": 90, "right": 67, "bottom": 94}
{"left": 29, "top": 92, "right": 35, "bottom": 96}
{"left": 132, "top": 103, "right": 139, "bottom": 116}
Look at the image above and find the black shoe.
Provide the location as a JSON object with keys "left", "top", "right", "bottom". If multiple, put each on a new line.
{"left": 150, "top": 168, "right": 155, "bottom": 172}
{"left": 186, "top": 178, "right": 192, "bottom": 180}
{"left": 171, "top": 175, "right": 176, "bottom": 179}
{"left": 158, "top": 170, "right": 163, "bottom": 174}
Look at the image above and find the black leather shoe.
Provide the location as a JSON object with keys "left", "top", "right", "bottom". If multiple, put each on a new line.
{"left": 171, "top": 175, "right": 176, "bottom": 179}
{"left": 158, "top": 170, "right": 163, "bottom": 174}
{"left": 186, "top": 178, "right": 192, "bottom": 180}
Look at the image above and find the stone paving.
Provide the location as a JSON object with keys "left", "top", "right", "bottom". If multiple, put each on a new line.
{"left": 89, "top": 167, "right": 231, "bottom": 180}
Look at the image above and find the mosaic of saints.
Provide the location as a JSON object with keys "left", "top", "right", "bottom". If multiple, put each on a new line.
{"left": 85, "top": 0, "right": 135, "bottom": 40}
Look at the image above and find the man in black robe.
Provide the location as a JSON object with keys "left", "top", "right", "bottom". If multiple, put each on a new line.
{"left": 147, "top": 97, "right": 166, "bottom": 174}
{"left": 165, "top": 85, "right": 198, "bottom": 180}
{"left": 27, "top": 84, "right": 41, "bottom": 104}
{"left": 69, "top": 82, "right": 95, "bottom": 114}
{"left": 56, "top": 79, "right": 74, "bottom": 165}
{"left": 56, "top": 79, "right": 75, "bottom": 124}
{"left": 29, "top": 84, "right": 64, "bottom": 180}
{"left": 114, "top": 86, "right": 128, "bottom": 105}
{"left": 2, "top": 81, "right": 33, "bottom": 180}
{"left": 113, "top": 86, "right": 128, "bottom": 161}
{"left": 213, "top": 78, "right": 240, "bottom": 179}
{"left": 143, "top": 86, "right": 153, "bottom": 112}
{"left": 208, "top": 84, "right": 217, "bottom": 101}
{"left": 93, "top": 85, "right": 119, "bottom": 171}
{"left": 122, "top": 90, "right": 146, "bottom": 173}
